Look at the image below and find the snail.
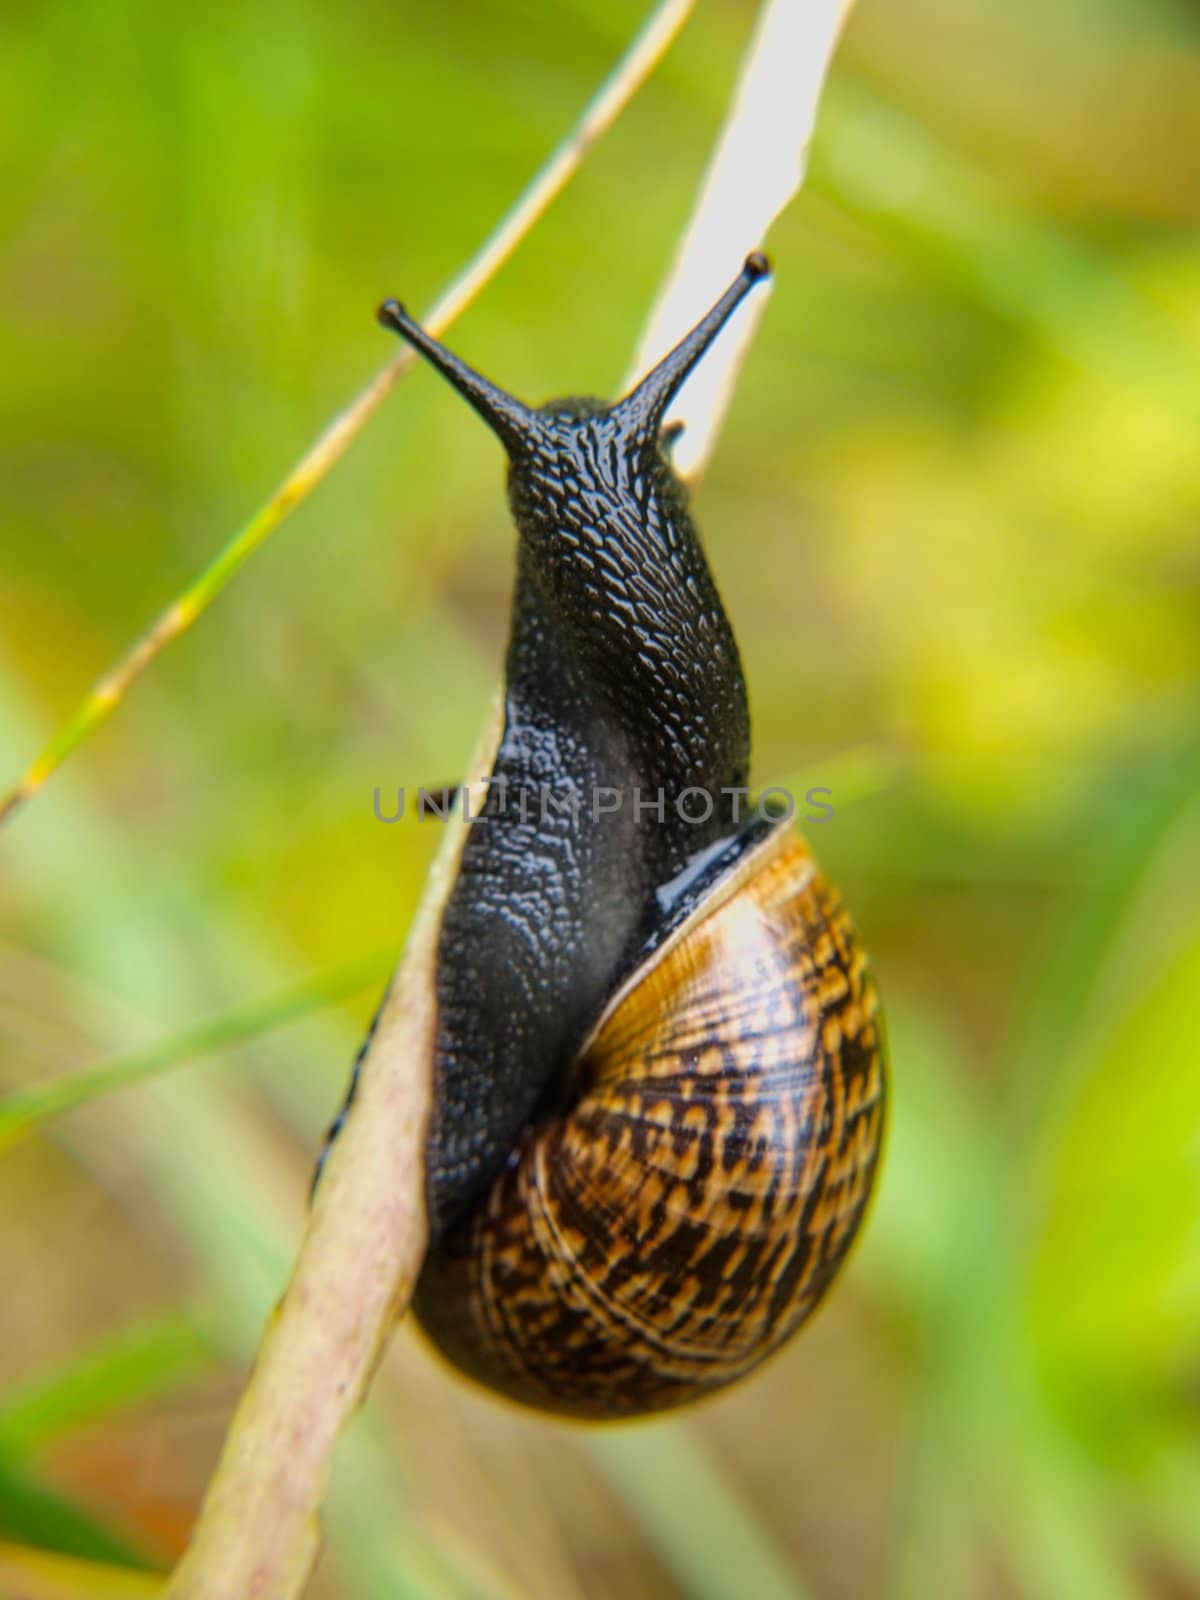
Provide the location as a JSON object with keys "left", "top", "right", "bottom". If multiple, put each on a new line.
{"left": 325, "top": 252, "right": 886, "bottom": 1419}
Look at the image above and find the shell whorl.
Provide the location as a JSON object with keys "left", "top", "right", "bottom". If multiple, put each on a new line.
{"left": 413, "top": 830, "right": 886, "bottom": 1418}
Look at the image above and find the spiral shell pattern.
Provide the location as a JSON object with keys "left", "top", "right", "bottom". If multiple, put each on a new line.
{"left": 414, "top": 830, "right": 886, "bottom": 1418}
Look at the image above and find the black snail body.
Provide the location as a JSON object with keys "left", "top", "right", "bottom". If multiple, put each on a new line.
{"left": 329, "top": 254, "right": 886, "bottom": 1419}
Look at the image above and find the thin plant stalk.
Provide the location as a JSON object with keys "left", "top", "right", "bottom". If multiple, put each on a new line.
{"left": 166, "top": 701, "right": 501, "bottom": 1600}
{"left": 0, "top": 0, "right": 694, "bottom": 835}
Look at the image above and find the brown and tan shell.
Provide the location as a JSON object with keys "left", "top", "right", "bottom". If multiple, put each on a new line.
{"left": 413, "top": 828, "right": 886, "bottom": 1419}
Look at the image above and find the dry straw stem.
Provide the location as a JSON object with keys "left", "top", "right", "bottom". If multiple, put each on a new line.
{"left": 168, "top": 2, "right": 855, "bottom": 1594}
{"left": 166, "top": 700, "right": 501, "bottom": 1600}
{"left": 627, "top": 0, "right": 857, "bottom": 482}
{"left": 0, "top": 0, "right": 694, "bottom": 835}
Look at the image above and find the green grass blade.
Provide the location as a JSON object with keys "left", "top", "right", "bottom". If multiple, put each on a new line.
{"left": 0, "top": 1318, "right": 211, "bottom": 1461}
{"left": 0, "top": 0, "right": 694, "bottom": 835}
{"left": 585, "top": 1426, "right": 810, "bottom": 1600}
{"left": 0, "top": 953, "right": 391, "bottom": 1152}
{"left": 0, "top": 1461, "right": 152, "bottom": 1572}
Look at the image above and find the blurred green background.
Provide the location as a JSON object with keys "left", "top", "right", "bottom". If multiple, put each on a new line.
{"left": 2, "top": 0, "right": 1199, "bottom": 1595}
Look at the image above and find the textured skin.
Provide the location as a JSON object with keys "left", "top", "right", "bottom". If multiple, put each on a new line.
{"left": 426, "top": 408, "right": 752, "bottom": 1225}
{"left": 415, "top": 831, "right": 887, "bottom": 1418}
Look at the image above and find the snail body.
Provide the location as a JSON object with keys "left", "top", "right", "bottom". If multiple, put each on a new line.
{"left": 336, "top": 254, "right": 885, "bottom": 1418}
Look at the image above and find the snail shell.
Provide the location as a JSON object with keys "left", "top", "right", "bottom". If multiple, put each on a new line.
{"left": 414, "top": 826, "right": 885, "bottom": 1418}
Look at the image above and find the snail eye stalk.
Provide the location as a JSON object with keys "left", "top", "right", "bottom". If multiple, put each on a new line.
{"left": 613, "top": 250, "right": 771, "bottom": 444}
{"left": 377, "top": 300, "right": 543, "bottom": 456}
